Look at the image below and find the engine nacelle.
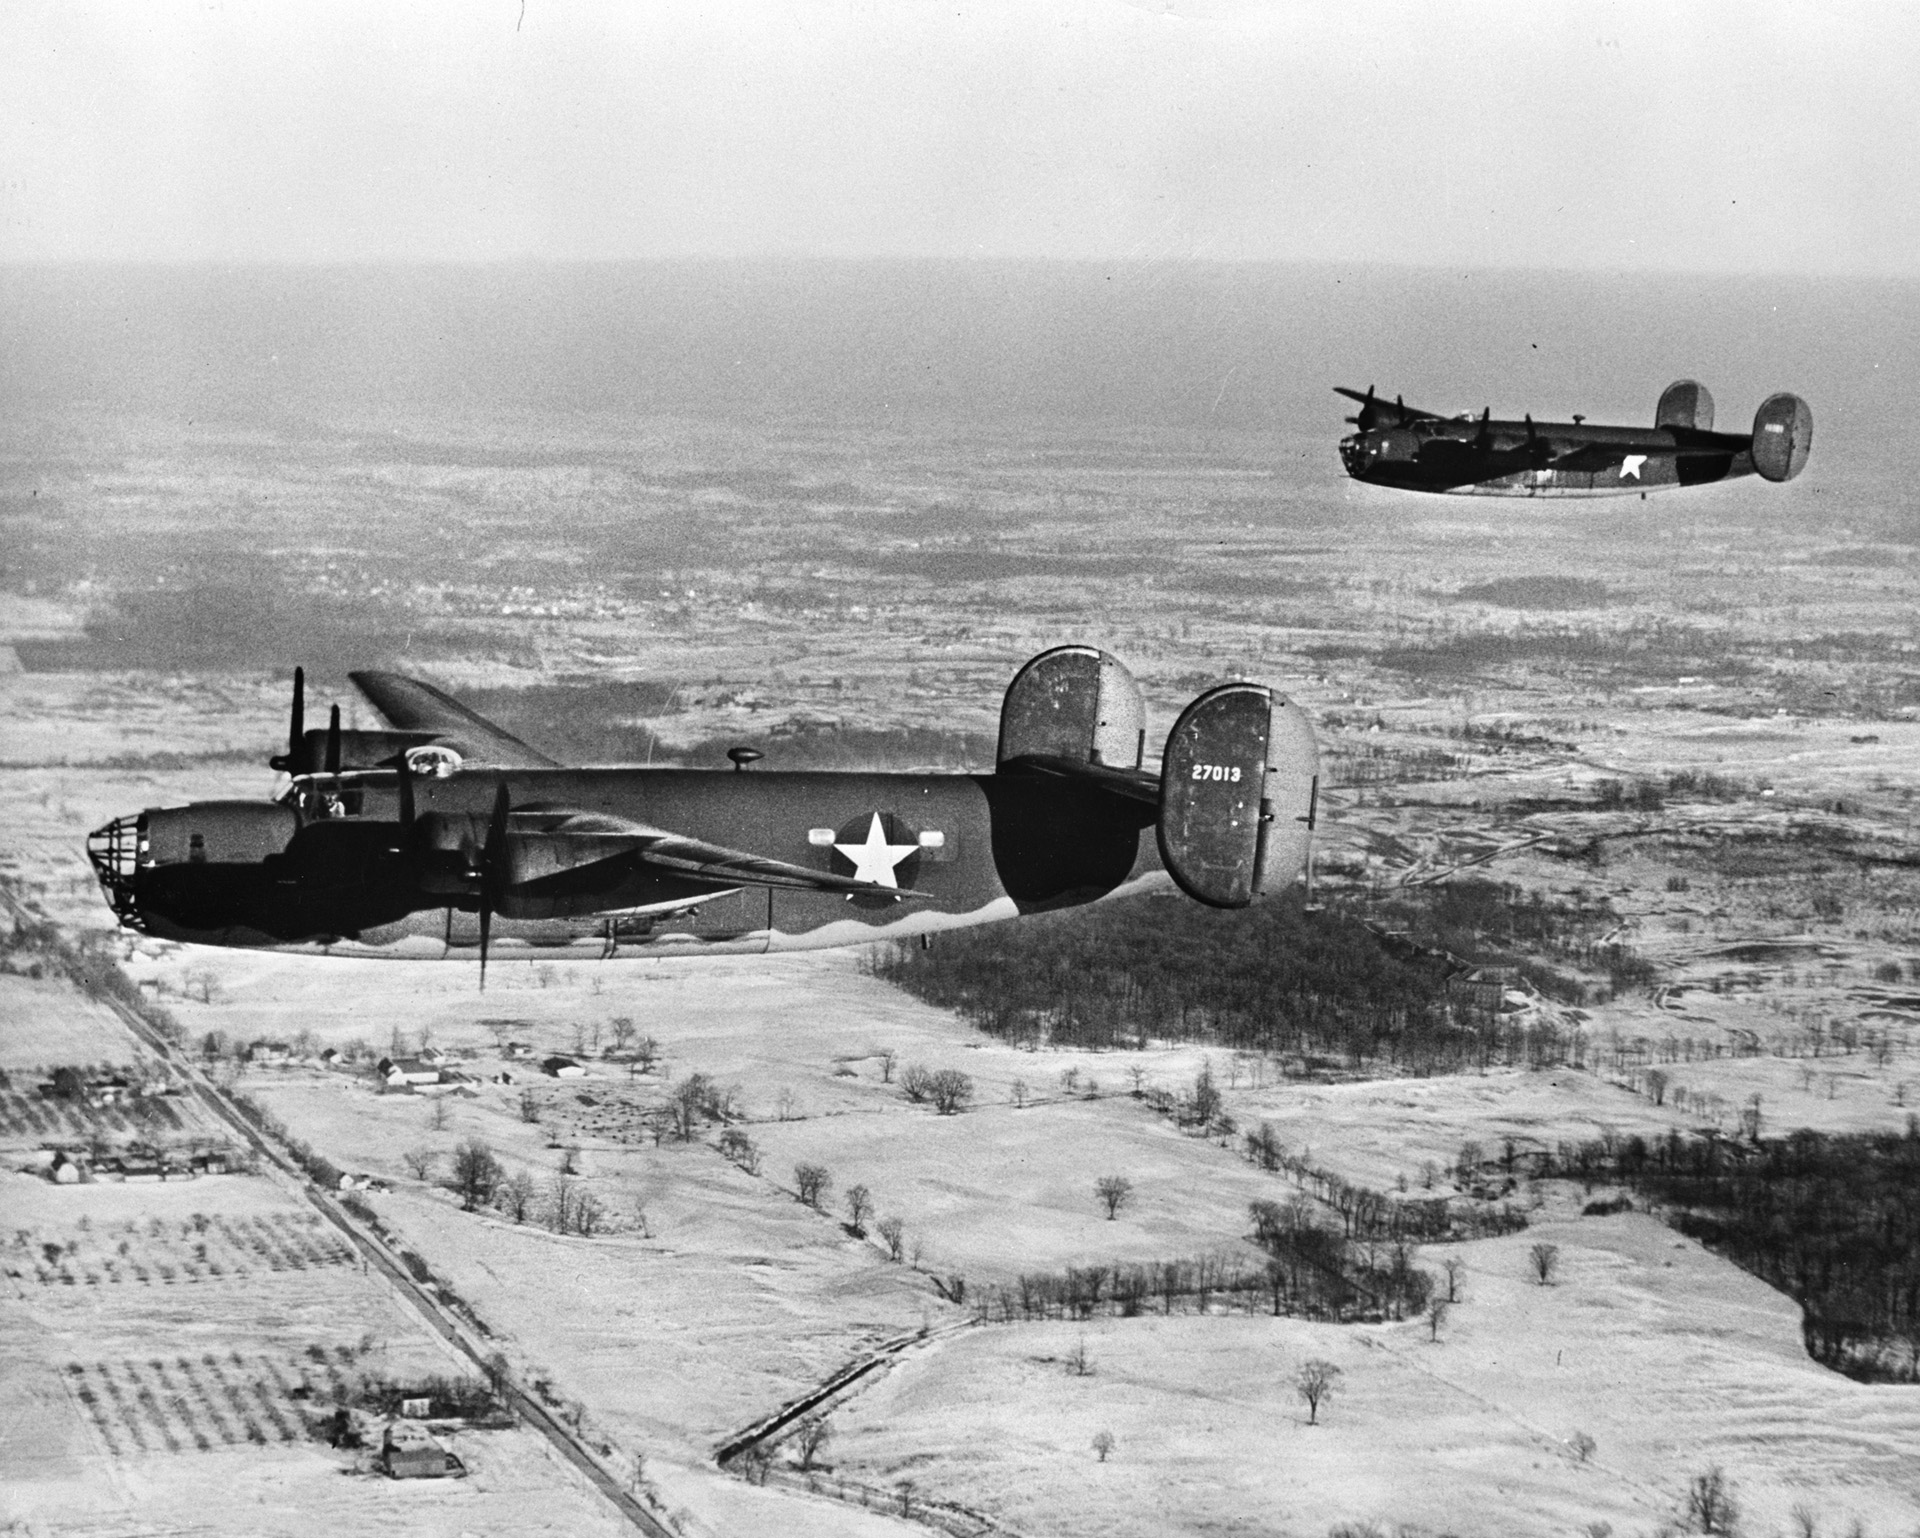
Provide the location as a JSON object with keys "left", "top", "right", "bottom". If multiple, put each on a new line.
{"left": 1751, "top": 393, "right": 1813, "bottom": 483}
{"left": 998, "top": 645, "right": 1146, "bottom": 770}
{"left": 1656, "top": 379, "right": 1715, "bottom": 432}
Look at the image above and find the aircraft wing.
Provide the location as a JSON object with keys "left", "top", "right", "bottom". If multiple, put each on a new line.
{"left": 1546, "top": 442, "right": 1637, "bottom": 474}
{"left": 1334, "top": 386, "right": 1442, "bottom": 426}
{"left": 508, "top": 807, "right": 930, "bottom": 899}
{"left": 349, "top": 672, "right": 561, "bottom": 768}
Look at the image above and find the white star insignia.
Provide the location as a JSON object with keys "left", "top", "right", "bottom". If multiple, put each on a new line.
{"left": 1619, "top": 455, "right": 1648, "bottom": 481}
{"left": 833, "top": 813, "right": 920, "bottom": 888}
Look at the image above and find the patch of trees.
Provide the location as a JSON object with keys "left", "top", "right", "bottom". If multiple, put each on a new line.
{"left": 1242, "top": 1125, "right": 1527, "bottom": 1244}
{"left": 877, "top": 885, "right": 1629, "bottom": 1070}
{"left": 975, "top": 1200, "right": 1438, "bottom": 1327}
{"left": 1545, "top": 1123, "right": 1920, "bottom": 1381}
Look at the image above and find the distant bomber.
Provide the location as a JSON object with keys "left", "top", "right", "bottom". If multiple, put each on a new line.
{"left": 1336, "top": 380, "right": 1811, "bottom": 497}
{"left": 89, "top": 649, "right": 1318, "bottom": 973}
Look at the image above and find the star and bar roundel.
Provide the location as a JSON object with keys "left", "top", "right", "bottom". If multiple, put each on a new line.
{"left": 829, "top": 811, "right": 923, "bottom": 894}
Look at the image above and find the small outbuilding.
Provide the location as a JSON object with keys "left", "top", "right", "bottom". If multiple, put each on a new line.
{"left": 541, "top": 1056, "right": 586, "bottom": 1079}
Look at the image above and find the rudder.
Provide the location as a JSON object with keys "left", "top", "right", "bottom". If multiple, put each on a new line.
{"left": 1158, "top": 684, "right": 1319, "bottom": 908}
{"left": 1751, "top": 393, "right": 1813, "bottom": 482}
{"left": 1656, "top": 380, "right": 1715, "bottom": 431}
{"left": 998, "top": 645, "right": 1146, "bottom": 770}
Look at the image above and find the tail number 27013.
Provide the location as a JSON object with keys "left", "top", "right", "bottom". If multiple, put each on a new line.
{"left": 1190, "top": 764, "right": 1245, "bottom": 783}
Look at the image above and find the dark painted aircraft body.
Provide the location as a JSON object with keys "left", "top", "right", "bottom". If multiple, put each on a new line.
{"left": 1337, "top": 380, "right": 1812, "bottom": 497}
{"left": 90, "top": 648, "right": 1319, "bottom": 967}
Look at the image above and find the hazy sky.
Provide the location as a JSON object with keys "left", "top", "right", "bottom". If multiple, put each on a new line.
{"left": 3, "top": 0, "right": 1911, "bottom": 274}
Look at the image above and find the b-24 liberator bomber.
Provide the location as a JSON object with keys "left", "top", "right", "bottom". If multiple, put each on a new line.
{"left": 1337, "top": 380, "right": 1812, "bottom": 497}
{"left": 89, "top": 648, "right": 1318, "bottom": 975}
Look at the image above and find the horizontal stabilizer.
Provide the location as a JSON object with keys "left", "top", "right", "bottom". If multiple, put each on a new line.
{"left": 998, "top": 752, "right": 1160, "bottom": 805}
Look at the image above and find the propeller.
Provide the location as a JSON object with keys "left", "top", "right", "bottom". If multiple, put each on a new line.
{"left": 477, "top": 779, "right": 510, "bottom": 990}
{"left": 1523, "top": 412, "right": 1551, "bottom": 466}
{"left": 1344, "top": 384, "right": 1379, "bottom": 430}
{"left": 268, "top": 667, "right": 306, "bottom": 774}
{"left": 394, "top": 751, "right": 415, "bottom": 830}
{"left": 324, "top": 705, "right": 342, "bottom": 776}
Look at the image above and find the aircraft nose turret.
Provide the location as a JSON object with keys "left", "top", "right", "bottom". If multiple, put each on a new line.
{"left": 87, "top": 812, "right": 148, "bottom": 930}
{"left": 89, "top": 802, "right": 301, "bottom": 936}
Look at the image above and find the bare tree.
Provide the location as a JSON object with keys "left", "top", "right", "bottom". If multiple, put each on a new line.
{"left": 775, "top": 1086, "right": 797, "bottom": 1121}
{"left": 629, "top": 1196, "right": 651, "bottom": 1237}
{"left": 1788, "top": 1501, "right": 1818, "bottom": 1538}
{"left": 450, "top": 1138, "right": 503, "bottom": 1210}
{"left": 878, "top": 1048, "right": 897, "bottom": 1084}
{"left": 1568, "top": 1431, "right": 1596, "bottom": 1464}
{"left": 1529, "top": 1242, "right": 1560, "bottom": 1286}
{"left": 1010, "top": 1077, "right": 1028, "bottom": 1108}
{"left": 430, "top": 1095, "right": 451, "bottom": 1131}
{"left": 1426, "top": 1298, "right": 1450, "bottom": 1342}
{"left": 609, "top": 1016, "right": 637, "bottom": 1054}
{"left": 1092, "top": 1429, "right": 1116, "bottom": 1462}
{"left": 794, "top": 1163, "right": 831, "bottom": 1209}
{"left": 1645, "top": 1067, "right": 1669, "bottom": 1105}
{"left": 1066, "top": 1336, "right": 1093, "bottom": 1376}
{"left": 1094, "top": 1175, "right": 1134, "bottom": 1220}
{"left": 402, "top": 1146, "right": 438, "bottom": 1181}
{"left": 1295, "top": 1358, "right": 1342, "bottom": 1425}
{"left": 573, "top": 1190, "right": 606, "bottom": 1238}
{"left": 718, "top": 1128, "right": 760, "bottom": 1174}
{"left": 518, "top": 1088, "right": 542, "bottom": 1123}
{"left": 900, "top": 1065, "right": 933, "bottom": 1103}
{"left": 1686, "top": 1466, "right": 1739, "bottom": 1536}
{"left": 844, "top": 1184, "right": 872, "bottom": 1235}
{"left": 497, "top": 1169, "right": 537, "bottom": 1223}
{"left": 670, "top": 1073, "right": 713, "bottom": 1140}
{"left": 877, "top": 1215, "right": 906, "bottom": 1261}
{"left": 928, "top": 1068, "right": 973, "bottom": 1115}
{"left": 546, "top": 1173, "right": 579, "bottom": 1235}
{"left": 1442, "top": 1255, "right": 1464, "bottom": 1303}
{"left": 791, "top": 1415, "right": 832, "bottom": 1471}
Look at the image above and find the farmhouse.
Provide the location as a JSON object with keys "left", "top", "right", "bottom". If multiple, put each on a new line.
{"left": 542, "top": 1055, "right": 586, "bottom": 1079}
{"left": 377, "top": 1057, "right": 444, "bottom": 1090}
{"left": 381, "top": 1420, "right": 462, "bottom": 1479}
{"left": 244, "top": 1039, "right": 294, "bottom": 1065}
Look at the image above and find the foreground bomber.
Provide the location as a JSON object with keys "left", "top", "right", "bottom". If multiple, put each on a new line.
{"left": 1337, "top": 380, "right": 1812, "bottom": 497}
{"left": 90, "top": 648, "right": 1319, "bottom": 971}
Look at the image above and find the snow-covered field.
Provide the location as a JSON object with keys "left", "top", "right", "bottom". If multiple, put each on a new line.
{"left": 830, "top": 1213, "right": 1920, "bottom": 1538}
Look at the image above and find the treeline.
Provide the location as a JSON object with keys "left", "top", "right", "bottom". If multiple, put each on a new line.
{"left": 1545, "top": 1125, "right": 1920, "bottom": 1381}
{"left": 971, "top": 1212, "right": 1438, "bottom": 1327}
{"left": 877, "top": 883, "right": 1633, "bottom": 1068}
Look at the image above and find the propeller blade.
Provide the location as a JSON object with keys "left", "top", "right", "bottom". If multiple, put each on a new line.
{"left": 324, "top": 705, "right": 342, "bottom": 775}
{"left": 478, "top": 779, "right": 510, "bottom": 990}
{"left": 395, "top": 753, "right": 415, "bottom": 829}
{"left": 268, "top": 667, "right": 305, "bottom": 773}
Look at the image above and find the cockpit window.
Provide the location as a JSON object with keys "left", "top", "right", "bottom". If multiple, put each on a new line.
{"left": 299, "top": 782, "right": 364, "bottom": 820}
